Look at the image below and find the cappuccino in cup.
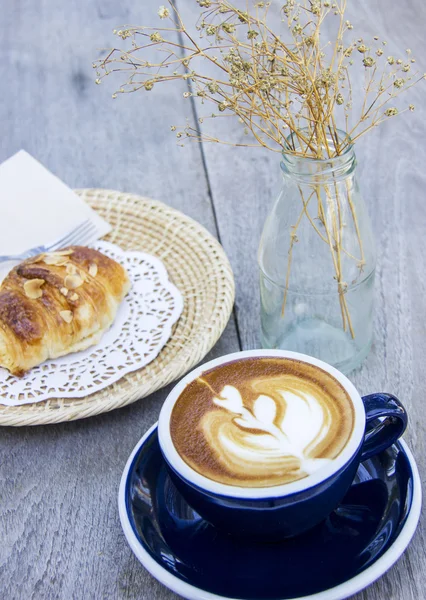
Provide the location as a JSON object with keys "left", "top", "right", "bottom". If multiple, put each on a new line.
{"left": 170, "top": 357, "right": 355, "bottom": 488}
{"left": 159, "top": 350, "right": 406, "bottom": 538}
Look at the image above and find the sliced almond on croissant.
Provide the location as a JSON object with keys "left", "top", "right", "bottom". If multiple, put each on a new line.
{"left": 60, "top": 310, "right": 73, "bottom": 323}
{"left": 54, "top": 249, "right": 74, "bottom": 256}
{"left": 66, "top": 263, "right": 77, "bottom": 275}
{"left": 43, "top": 254, "right": 69, "bottom": 266}
{"left": 64, "top": 274, "right": 83, "bottom": 290}
{"left": 89, "top": 263, "right": 98, "bottom": 277}
{"left": 24, "top": 279, "right": 45, "bottom": 299}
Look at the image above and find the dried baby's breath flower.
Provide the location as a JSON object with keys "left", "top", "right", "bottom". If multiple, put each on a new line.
{"left": 363, "top": 57, "right": 375, "bottom": 68}
{"left": 117, "top": 29, "right": 131, "bottom": 40}
{"left": 282, "top": 0, "right": 295, "bottom": 15}
{"left": 311, "top": 2, "right": 321, "bottom": 15}
{"left": 207, "top": 81, "right": 219, "bottom": 93}
{"left": 97, "top": 0, "right": 424, "bottom": 163}
{"left": 222, "top": 23, "right": 236, "bottom": 33}
{"left": 157, "top": 6, "right": 170, "bottom": 19}
{"left": 247, "top": 29, "right": 259, "bottom": 39}
{"left": 60, "top": 287, "right": 68, "bottom": 296}
{"left": 150, "top": 32, "right": 163, "bottom": 43}
{"left": 409, "top": 104, "right": 415, "bottom": 111}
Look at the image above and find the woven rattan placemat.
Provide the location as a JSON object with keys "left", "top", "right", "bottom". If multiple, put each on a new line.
{"left": 0, "top": 189, "right": 235, "bottom": 426}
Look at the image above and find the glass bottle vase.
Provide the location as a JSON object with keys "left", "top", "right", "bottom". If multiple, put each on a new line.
{"left": 258, "top": 141, "right": 376, "bottom": 374}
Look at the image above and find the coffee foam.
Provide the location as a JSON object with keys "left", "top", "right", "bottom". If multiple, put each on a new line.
{"left": 170, "top": 358, "right": 355, "bottom": 488}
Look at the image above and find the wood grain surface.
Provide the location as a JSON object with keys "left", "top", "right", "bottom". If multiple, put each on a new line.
{"left": 0, "top": 1, "right": 424, "bottom": 599}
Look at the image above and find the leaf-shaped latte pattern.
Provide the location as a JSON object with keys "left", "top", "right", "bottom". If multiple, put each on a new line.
{"left": 253, "top": 395, "right": 276, "bottom": 425}
{"left": 213, "top": 385, "right": 244, "bottom": 413}
{"left": 280, "top": 391, "right": 330, "bottom": 456}
{"left": 202, "top": 384, "right": 334, "bottom": 483}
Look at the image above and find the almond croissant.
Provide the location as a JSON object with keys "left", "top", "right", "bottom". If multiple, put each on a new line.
{"left": 0, "top": 246, "right": 130, "bottom": 376}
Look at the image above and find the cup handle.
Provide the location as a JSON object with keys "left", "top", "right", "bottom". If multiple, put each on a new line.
{"left": 360, "top": 393, "right": 408, "bottom": 462}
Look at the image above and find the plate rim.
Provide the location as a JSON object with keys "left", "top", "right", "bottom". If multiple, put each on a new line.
{"left": 119, "top": 423, "right": 422, "bottom": 600}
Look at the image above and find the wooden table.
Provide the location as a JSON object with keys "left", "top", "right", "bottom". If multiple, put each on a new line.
{"left": 1, "top": 1, "right": 425, "bottom": 598}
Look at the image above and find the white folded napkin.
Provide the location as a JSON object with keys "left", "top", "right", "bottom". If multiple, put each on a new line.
{"left": 0, "top": 150, "right": 111, "bottom": 258}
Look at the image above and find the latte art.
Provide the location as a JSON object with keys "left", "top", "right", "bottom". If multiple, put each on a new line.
{"left": 204, "top": 384, "right": 333, "bottom": 480}
{"left": 170, "top": 358, "right": 355, "bottom": 488}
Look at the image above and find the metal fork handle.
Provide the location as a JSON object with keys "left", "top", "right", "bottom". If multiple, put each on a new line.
{"left": 0, "top": 220, "right": 98, "bottom": 264}
{"left": 0, "top": 247, "right": 45, "bottom": 263}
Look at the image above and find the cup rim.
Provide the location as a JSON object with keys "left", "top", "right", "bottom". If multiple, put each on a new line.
{"left": 158, "top": 350, "right": 366, "bottom": 499}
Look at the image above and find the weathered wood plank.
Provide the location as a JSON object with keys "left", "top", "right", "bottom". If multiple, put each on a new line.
{"left": 0, "top": 0, "right": 239, "bottom": 599}
{"left": 1, "top": 0, "right": 425, "bottom": 599}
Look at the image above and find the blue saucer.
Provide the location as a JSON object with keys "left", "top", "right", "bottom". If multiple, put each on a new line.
{"left": 119, "top": 424, "right": 421, "bottom": 600}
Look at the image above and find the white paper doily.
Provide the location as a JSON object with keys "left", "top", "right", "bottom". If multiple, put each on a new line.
{"left": 0, "top": 241, "right": 183, "bottom": 406}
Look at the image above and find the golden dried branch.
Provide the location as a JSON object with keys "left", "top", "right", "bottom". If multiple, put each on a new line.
{"left": 94, "top": 0, "right": 423, "bottom": 157}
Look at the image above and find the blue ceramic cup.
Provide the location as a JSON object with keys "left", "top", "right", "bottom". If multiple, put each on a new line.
{"left": 158, "top": 350, "right": 407, "bottom": 539}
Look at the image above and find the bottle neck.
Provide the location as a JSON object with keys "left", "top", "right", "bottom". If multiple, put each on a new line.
{"left": 281, "top": 149, "right": 356, "bottom": 184}
{"left": 280, "top": 129, "right": 356, "bottom": 184}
